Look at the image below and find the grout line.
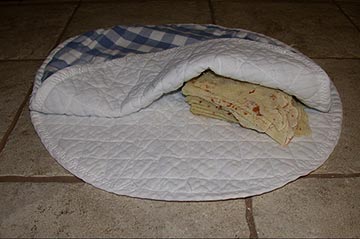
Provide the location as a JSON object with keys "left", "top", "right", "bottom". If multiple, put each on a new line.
{"left": 245, "top": 198, "right": 258, "bottom": 238}
{"left": 311, "top": 56, "right": 360, "bottom": 60}
{"left": 18, "top": 0, "right": 80, "bottom": 6}
{"left": 82, "top": 0, "right": 198, "bottom": 3}
{"left": 208, "top": 0, "right": 216, "bottom": 24}
{"left": 0, "top": 59, "right": 44, "bottom": 63}
{"left": 0, "top": 175, "right": 83, "bottom": 183}
{"left": 0, "top": 85, "right": 33, "bottom": 155}
{"left": 48, "top": 0, "right": 81, "bottom": 53}
{"left": 209, "top": 0, "right": 333, "bottom": 3}
{"left": 333, "top": 0, "right": 360, "bottom": 33}
{"left": 305, "top": 173, "right": 360, "bottom": 179}
{"left": 0, "top": 173, "right": 358, "bottom": 183}
{"left": 81, "top": 0, "right": 141, "bottom": 3}
{"left": 18, "top": 0, "right": 200, "bottom": 6}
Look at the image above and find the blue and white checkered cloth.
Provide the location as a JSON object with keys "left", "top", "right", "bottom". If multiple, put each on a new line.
{"left": 42, "top": 24, "right": 293, "bottom": 83}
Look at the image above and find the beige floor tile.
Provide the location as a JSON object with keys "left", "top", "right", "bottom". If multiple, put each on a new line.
{"left": 312, "top": 59, "right": 360, "bottom": 174}
{"left": 212, "top": 1, "right": 360, "bottom": 58}
{"left": 62, "top": 0, "right": 212, "bottom": 40}
{"left": 0, "top": 61, "right": 40, "bottom": 137}
{"left": 0, "top": 182, "right": 248, "bottom": 238}
{"left": 0, "top": 3, "right": 76, "bottom": 60}
{"left": 253, "top": 177, "right": 360, "bottom": 238}
{"left": 0, "top": 106, "right": 71, "bottom": 176}
{"left": 338, "top": 1, "right": 360, "bottom": 28}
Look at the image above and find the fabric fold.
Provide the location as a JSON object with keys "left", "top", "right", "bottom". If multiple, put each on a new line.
{"left": 30, "top": 38, "right": 332, "bottom": 118}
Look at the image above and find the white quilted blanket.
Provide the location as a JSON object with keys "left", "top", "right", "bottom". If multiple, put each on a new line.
{"left": 30, "top": 38, "right": 342, "bottom": 201}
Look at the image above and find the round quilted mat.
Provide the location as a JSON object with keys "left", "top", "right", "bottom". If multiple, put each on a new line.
{"left": 30, "top": 24, "right": 342, "bottom": 201}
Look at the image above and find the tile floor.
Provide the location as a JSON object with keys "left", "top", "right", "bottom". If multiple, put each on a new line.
{"left": 0, "top": 0, "right": 359, "bottom": 237}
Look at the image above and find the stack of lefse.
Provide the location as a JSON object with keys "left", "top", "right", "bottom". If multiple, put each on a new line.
{"left": 182, "top": 71, "right": 311, "bottom": 146}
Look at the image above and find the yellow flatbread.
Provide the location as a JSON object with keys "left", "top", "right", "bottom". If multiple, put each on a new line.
{"left": 182, "top": 71, "right": 311, "bottom": 145}
{"left": 186, "top": 96, "right": 238, "bottom": 123}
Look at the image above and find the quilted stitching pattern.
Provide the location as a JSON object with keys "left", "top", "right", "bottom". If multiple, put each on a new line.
{"left": 31, "top": 82, "right": 341, "bottom": 201}
{"left": 30, "top": 25, "right": 342, "bottom": 201}
{"left": 31, "top": 38, "right": 331, "bottom": 118}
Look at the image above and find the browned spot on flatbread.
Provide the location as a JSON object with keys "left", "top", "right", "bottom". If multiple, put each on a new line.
{"left": 252, "top": 105, "right": 262, "bottom": 116}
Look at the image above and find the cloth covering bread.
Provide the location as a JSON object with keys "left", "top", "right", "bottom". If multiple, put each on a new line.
{"left": 182, "top": 71, "right": 311, "bottom": 145}
{"left": 29, "top": 24, "right": 342, "bottom": 201}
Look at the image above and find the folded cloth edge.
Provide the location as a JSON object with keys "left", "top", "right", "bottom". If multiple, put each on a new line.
{"left": 30, "top": 38, "right": 332, "bottom": 118}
